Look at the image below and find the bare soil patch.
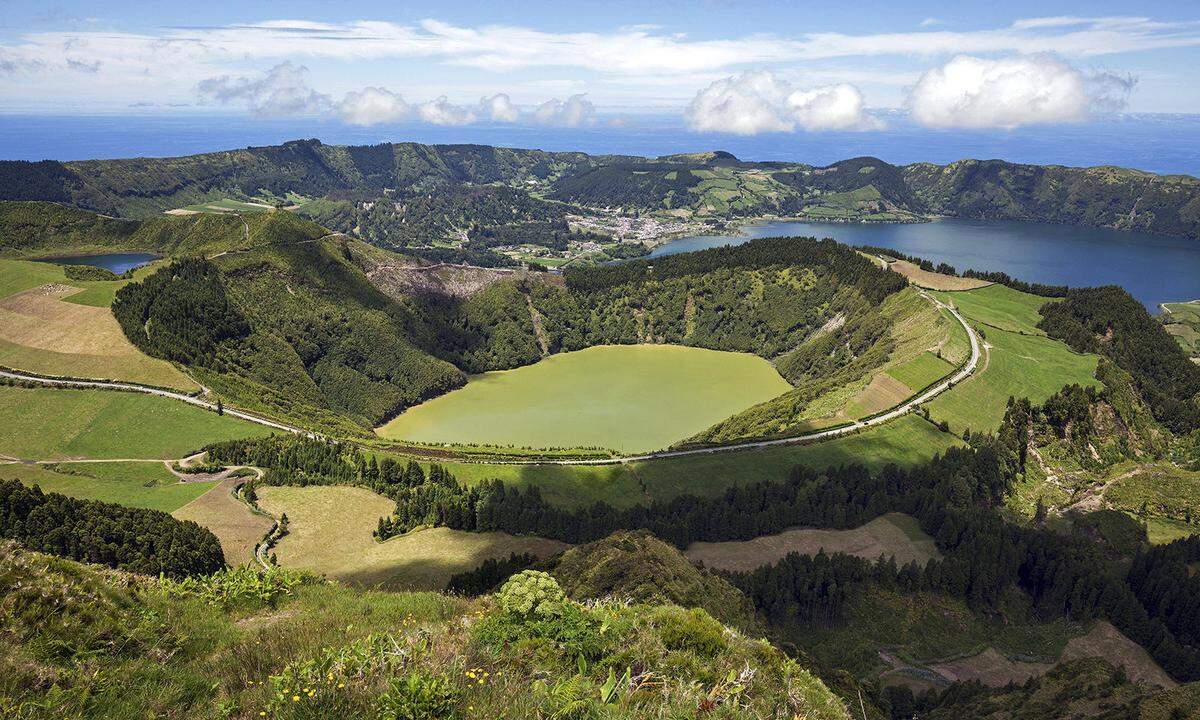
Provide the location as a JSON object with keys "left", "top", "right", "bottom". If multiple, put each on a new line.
{"left": 890, "top": 261, "right": 991, "bottom": 291}
{"left": 685, "top": 512, "right": 941, "bottom": 572}
{"left": 172, "top": 477, "right": 270, "bottom": 566}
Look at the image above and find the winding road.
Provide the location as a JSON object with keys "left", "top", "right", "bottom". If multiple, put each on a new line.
{"left": 0, "top": 291, "right": 979, "bottom": 466}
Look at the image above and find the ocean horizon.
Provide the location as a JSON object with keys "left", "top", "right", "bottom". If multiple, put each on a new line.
{"left": 4, "top": 112, "right": 1200, "bottom": 176}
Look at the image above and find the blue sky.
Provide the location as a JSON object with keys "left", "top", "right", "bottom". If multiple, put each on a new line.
{"left": 1, "top": 1, "right": 1198, "bottom": 134}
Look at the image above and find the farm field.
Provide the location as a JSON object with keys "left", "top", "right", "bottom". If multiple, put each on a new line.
{"left": 377, "top": 344, "right": 793, "bottom": 453}
{"left": 0, "top": 258, "right": 195, "bottom": 389}
{"left": 1162, "top": 300, "right": 1200, "bottom": 358}
{"left": 684, "top": 512, "right": 940, "bottom": 571}
{"left": 0, "top": 385, "right": 269, "bottom": 460}
{"left": 173, "top": 476, "right": 270, "bottom": 566}
{"left": 930, "top": 283, "right": 1052, "bottom": 335}
{"left": 2, "top": 460, "right": 214, "bottom": 512}
{"left": 257, "top": 485, "right": 568, "bottom": 589}
{"left": 927, "top": 319, "right": 1100, "bottom": 434}
{"left": 888, "top": 261, "right": 991, "bottom": 291}
{"left": 436, "top": 414, "right": 962, "bottom": 510}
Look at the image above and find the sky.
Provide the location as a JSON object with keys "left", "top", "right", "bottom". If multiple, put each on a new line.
{"left": 1, "top": 1, "right": 1199, "bottom": 136}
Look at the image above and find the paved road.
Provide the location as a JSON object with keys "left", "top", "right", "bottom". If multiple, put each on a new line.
{"left": 0, "top": 291, "right": 979, "bottom": 467}
{"left": 0, "top": 368, "right": 306, "bottom": 435}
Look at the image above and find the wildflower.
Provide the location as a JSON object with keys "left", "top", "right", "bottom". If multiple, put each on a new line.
{"left": 292, "top": 695, "right": 300, "bottom": 702}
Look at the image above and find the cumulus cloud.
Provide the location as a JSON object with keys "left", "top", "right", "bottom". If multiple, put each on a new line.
{"left": 906, "top": 54, "right": 1137, "bottom": 129}
{"left": 416, "top": 95, "right": 477, "bottom": 125}
{"left": 685, "top": 71, "right": 881, "bottom": 134}
{"left": 532, "top": 94, "right": 595, "bottom": 127}
{"left": 337, "top": 86, "right": 411, "bottom": 125}
{"left": 197, "top": 61, "right": 331, "bottom": 116}
{"left": 479, "top": 93, "right": 520, "bottom": 122}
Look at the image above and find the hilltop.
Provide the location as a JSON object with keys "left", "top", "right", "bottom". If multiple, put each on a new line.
{"left": 1, "top": 141, "right": 1197, "bottom": 245}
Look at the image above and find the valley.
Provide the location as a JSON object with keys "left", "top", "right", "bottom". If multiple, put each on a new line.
{"left": 2, "top": 139, "right": 1200, "bottom": 720}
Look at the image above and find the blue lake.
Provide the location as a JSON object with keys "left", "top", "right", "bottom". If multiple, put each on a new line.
{"left": 652, "top": 219, "right": 1200, "bottom": 311}
{"left": 40, "top": 252, "right": 159, "bottom": 274}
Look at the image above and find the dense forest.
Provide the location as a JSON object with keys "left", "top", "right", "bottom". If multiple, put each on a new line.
{"left": 0, "top": 479, "right": 225, "bottom": 577}
{"left": 1038, "top": 286, "right": 1200, "bottom": 432}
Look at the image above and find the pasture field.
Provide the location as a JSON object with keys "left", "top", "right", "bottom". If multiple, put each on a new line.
{"left": 889, "top": 260, "right": 991, "bottom": 291}
{"left": 1104, "top": 463, "right": 1200, "bottom": 542}
{"left": 0, "top": 258, "right": 194, "bottom": 389}
{"left": 3, "top": 460, "right": 214, "bottom": 512}
{"left": 1162, "top": 300, "right": 1200, "bottom": 358}
{"left": 927, "top": 325, "right": 1101, "bottom": 433}
{"left": 0, "top": 385, "right": 269, "bottom": 460}
{"left": 684, "top": 512, "right": 941, "bottom": 572}
{"left": 886, "top": 351, "right": 955, "bottom": 393}
{"left": 257, "top": 485, "right": 567, "bottom": 589}
{"left": 173, "top": 198, "right": 274, "bottom": 214}
{"left": 173, "top": 477, "right": 271, "bottom": 566}
{"left": 931, "top": 284, "right": 1052, "bottom": 335}
{"left": 436, "top": 414, "right": 962, "bottom": 510}
{"left": 377, "top": 344, "right": 793, "bottom": 453}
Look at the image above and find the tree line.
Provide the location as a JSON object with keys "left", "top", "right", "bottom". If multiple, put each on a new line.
{"left": 1038, "top": 286, "right": 1200, "bottom": 433}
{"left": 0, "top": 479, "right": 225, "bottom": 578}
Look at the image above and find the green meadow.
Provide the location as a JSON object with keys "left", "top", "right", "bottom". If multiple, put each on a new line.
{"left": 0, "top": 385, "right": 270, "bottom": 460}
{"left": 927, "top": 284, "right": 1101, "bottom": 434}
{"left": 377, "top": 344, "right": 794, "bottom": 453}
{"left": 3, "top": 460, "right": 215, "bottom": 513}
{"left": 435, "top": 414, "right": 961, "bottom": 510}
{"left": 931, "top": 283, "right": 1054, "bottom": 335}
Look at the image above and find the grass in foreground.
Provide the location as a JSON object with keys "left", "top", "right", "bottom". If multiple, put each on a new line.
{"left": 257, "top": 485, "right": 568, "bottom": 589}
{"left": 377, "top": 345, "right": 793, "bottom": 453}
{"left": 0, "top": 544, "right": 851, "bottom": 719}
{"left": 0, "top": 385, "right": 269, "bottom": 460}
{"left": 3, "top": 460, "right": 213, "bottom": 513}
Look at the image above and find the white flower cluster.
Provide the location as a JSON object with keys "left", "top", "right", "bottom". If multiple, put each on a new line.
{"left": 496, "top": 570, "right": 566, "bottom": 618}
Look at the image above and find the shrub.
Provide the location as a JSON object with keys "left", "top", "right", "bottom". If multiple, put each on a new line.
{"left": 156, "top": 565, "right": 312, "bottom": 609}
{"left": 376, "top": 672, "right": 459, "bottom": 720}
{"left": 496, "top": 570, "right": 566, "bottom": 619}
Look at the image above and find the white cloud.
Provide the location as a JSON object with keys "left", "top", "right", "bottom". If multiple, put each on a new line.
{"left": 920, "top": 18, "right": 944, "bottom": 28}
{"left": 685, "top": 71, "right": 881, "bottom": 134}
{"left": 532, "top": 94, "right": 595, "bottom": 126}
{"left": 338, "top": 86, "right": 411, "bottom": 125}
{"left": 479, "top": 93, "right": 519, "bottom": 122}
{"left": 787, "top": 83, "right": 884, "bottom": 131}
{"left": 196, "top": 61, "right": 330, "bottom": 116}
{"left": 906, "top": 54, "right": 1136, "bottom": 129}
{"left": 416, "top": 96, "right": 477, "bottom": 125}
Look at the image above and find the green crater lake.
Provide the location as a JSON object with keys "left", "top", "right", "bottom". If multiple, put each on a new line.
{"left": 375, "top": 344, "right": 793, "bottom": 453}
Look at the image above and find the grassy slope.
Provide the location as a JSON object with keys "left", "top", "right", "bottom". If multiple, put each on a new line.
{"left": 927, "top": 285, "right": 1101, "bottom": 433}
{"left": 257, "top": 485, "right": 568, "bottom": 590}
{"left": 376, "top": 344, "right": 792, "bottom": 453}
{"left": 0, "top": 385, "right": 269, "bottom": 460}
{"left": 0, "top": 258, "right": 196, "bottom": 390}
{"left": 0, "top": 543, "right": 852, "bottom": 720}
{"left": 1162, "top": 300, "right": 1200, "bottom": 358}
{"left": 2, "top": 460, "right": 214, "bottom": 513}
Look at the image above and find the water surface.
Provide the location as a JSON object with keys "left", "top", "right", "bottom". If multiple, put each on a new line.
{"left": 653, "top": 219, "right": 1200, "bottom": 310}
{"left": 40, "top": 252, "right": 159, "bottom": 274}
